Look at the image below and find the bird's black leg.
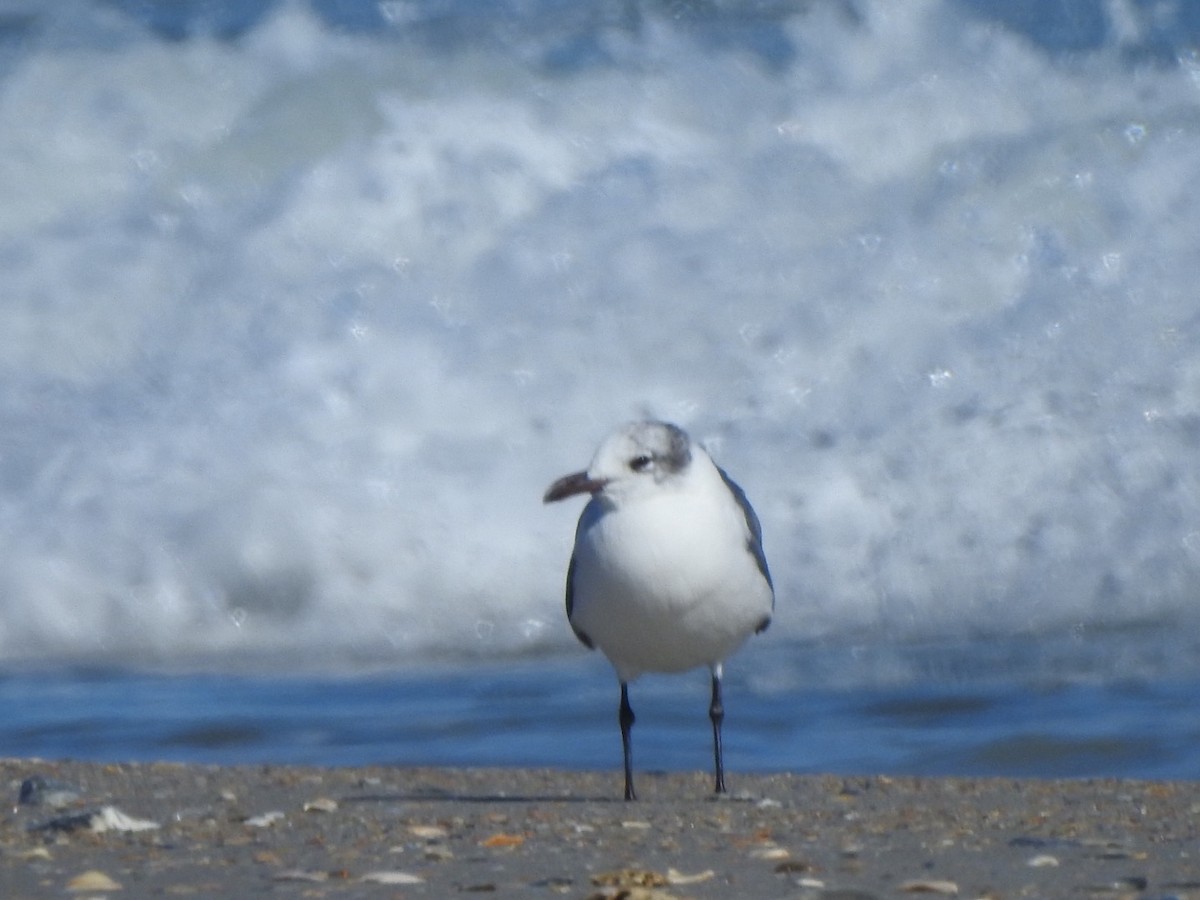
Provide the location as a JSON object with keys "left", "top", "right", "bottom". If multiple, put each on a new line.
{"left": 709, "top": 669, "right": 726, "bottom": 794}
{"left": 619, "top": 682, "right": 636, "bottom": 801}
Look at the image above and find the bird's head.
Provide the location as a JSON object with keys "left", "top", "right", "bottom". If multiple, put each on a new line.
{"left": 543, "top": 420, "right": 694, "bottom": 504}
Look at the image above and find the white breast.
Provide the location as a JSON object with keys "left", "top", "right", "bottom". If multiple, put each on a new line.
{"left": 568, "top": 459, "right": 773, "bottom": 681}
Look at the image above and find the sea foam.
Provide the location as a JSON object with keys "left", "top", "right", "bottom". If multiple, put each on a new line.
{"left": 1, "top": 0, "right": 1199, "bottom": 672}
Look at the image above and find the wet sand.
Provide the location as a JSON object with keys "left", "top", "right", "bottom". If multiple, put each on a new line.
{"left": 3, "top": 758, "right": 1199, "bottom": 898}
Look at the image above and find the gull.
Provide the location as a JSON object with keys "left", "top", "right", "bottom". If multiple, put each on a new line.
{"left": 544, "top": 420, "right": 773, "bottom": 800}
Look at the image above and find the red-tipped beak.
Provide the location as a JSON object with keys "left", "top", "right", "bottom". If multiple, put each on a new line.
{"left": 543, "top": 470, "right": 607, "bottom": 503}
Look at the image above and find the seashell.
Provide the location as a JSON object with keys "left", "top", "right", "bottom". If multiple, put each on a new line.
{"left": 244, "top": 810, "right": 285, "bottom": 827}
{"left": 89, "top": 806, "right": 160, "bottom": 833}
{"left": 358, "top": 871, "right": 425, "bottom": 884}
{"left": 66, "top": 870, "right": 122, "bottom": 892}
{"left": 666, "top": 868, "right": 715, "bottom": 884}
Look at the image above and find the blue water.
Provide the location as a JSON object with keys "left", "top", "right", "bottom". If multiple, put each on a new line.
{"left": 3, "top": 0, "right": 1200, "bottom": 778}
{"left": 5, "top": 634, "right": 1200, "bottom": 778}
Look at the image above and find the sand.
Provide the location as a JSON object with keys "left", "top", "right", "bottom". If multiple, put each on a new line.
{"left": 3, "top": 759, "right": 1199, "bottom": 898}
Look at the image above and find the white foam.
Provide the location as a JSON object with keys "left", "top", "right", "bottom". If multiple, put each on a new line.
{"left": 1, "top": 0, "right": 1199, "bottom": 670}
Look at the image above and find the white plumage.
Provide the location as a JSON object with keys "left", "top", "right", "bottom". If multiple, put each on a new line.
{"left": 544, "top": 420, "right": 773, "bottom": 799}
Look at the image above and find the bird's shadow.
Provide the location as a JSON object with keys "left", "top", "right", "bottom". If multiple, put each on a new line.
{"left": 339, "top": 785, "right": 756, "bottom": 805}
{"left": 340, "top": 791, "right": 619, "bottom": 804}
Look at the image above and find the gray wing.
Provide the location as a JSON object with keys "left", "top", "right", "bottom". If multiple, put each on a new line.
{"left": 717, "top": 465, "right": 774, "bottom": 601}
{"left": 564, "top": 501, "right": 605, "bottom": 650}
{"left": 563, "top": 553, "right": 594, "bottom": 649}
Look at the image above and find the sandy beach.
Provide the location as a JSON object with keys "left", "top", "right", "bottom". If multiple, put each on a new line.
{"left": 3, "top": 759, "right": 1198, "bottom": 898}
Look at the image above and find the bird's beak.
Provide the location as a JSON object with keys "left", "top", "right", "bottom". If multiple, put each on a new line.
{"left": 543, "top": 470, "right": 607, "bottom": 503}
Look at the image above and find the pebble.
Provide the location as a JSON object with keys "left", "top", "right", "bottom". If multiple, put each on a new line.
{"left": 750, "top": 844, "right": 791, "bottom": 860}
{"left": 899, "top": 879, "right": 959, "bottom": 894}
{"left": 775, "top": 859, "right": 815, "bottom": 874}
{"left": 272, "top": 869, "right": 328, "bottom": 882}
{"left": 587, "top": 889, "right": 681, "bottom": 900}
{"left": 592, "top": 868, "right": 670, "bottom": 887}
{"left": 6, "top": 764, "right": 1200, "bottom": 900}
{"left": 408, "top": 824, "right": 449, "bottom": 839}
{"left": 480, "top": 832, "right": 525, "bottom": 847}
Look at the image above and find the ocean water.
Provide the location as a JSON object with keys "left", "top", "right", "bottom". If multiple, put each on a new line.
{"left": 2, "top": 0, "right": 1200, "bottom": 780}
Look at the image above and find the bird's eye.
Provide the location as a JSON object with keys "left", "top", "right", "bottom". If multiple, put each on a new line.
{"left": 629, "top": 455, "right": 653, "bottom": 473}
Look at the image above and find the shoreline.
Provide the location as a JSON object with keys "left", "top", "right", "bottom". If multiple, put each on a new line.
{"left": 3, "top": 759, "right": 1198, "bottom": 898}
